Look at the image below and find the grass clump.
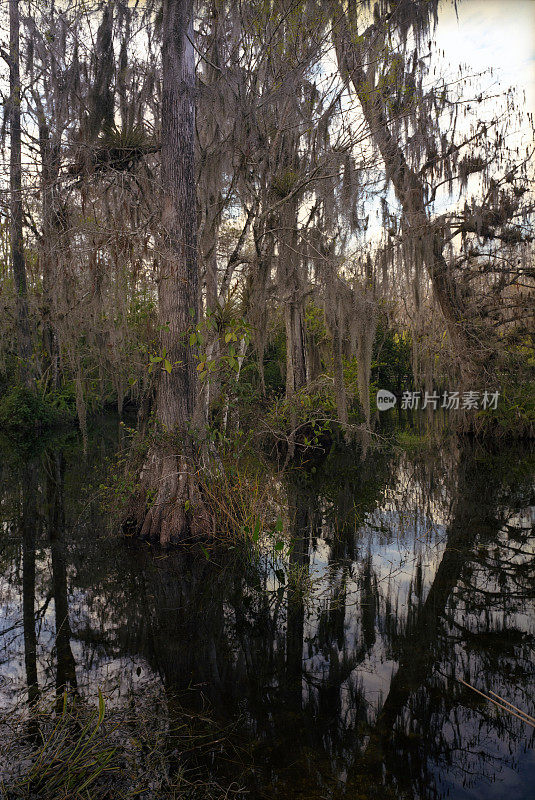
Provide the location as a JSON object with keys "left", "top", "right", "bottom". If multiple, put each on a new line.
{"left": 1, "top": 688, "right": 249, "bottom": 800}
{"left": 201, "top": 459, "right": 285, "bottom": 548}
{"left": 3, "top": 691, "right": 118, "bottom": 800}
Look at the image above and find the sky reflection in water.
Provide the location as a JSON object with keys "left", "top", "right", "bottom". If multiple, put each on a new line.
{"left": 0, "top": 419, "right": 534, "bottom": 799}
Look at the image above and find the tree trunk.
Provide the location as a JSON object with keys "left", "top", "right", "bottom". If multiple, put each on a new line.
{"left": 251, "top": 213, "right": 275, "bottom": 397}
{"left": 37, "top": 111, "right": 61, "bottom": 390}
{"left": 201, "top": 199, "right": 222, "bottom": 421}
{"left": 279, "top": 198, "right": 308, "bottom": 398}
{"left": 277, "top": 197, "right": 308, "bottom": 460}
{"left": 330, "top": 307, "right": 349, "bottom": 429}
{"left": 333, "top": 10, "right": 482, "bottom": 384}
{"left": 9, "top": 0, "right": 33, "bottom": 388}
{"left": 126, "top": 0, "right": 210, "bottom": 547}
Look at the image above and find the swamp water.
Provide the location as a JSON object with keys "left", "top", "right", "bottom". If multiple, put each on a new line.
{"left": 0, "top": 417, "right": 534, "bottom": 799}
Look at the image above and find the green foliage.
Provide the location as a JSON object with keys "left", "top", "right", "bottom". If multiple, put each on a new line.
{"left": 91, "top": 123, "right": 155, "bottom": 173}
{"left": 305, "top": 301, "right": 329, "bottom": 346}
{"left": 264, "top": 381, "right": 338, "bottom": 449}
{"left": 193, "top": 308, "right": 251, "bottom": 383}
{"left": 476, "top": 381, "right": 535, "bottom": 438}
{"left": 0, "top": 386, "right": 64, "bottom": 435}
{"left": 46, "top": 382, "right": 78, "bottom": 416}
{"left": 341, "top": 355, "right": 367, "bottom": 409}
{"left": 262, "top": 325, "right": 286, "bottom": 395}
{"left": 472, "top": 336, "right": 535, "bottom": 438}
{"left": 2, "top": 686, "right": 244, "bottom": 800}
{"left": 372, "top": 323, "right": 413, "bottom": 393}
{"left": 147, "top": 347, "right": 180, "bottom": 375}
{"left": 201, "top": 458, "right": 283, "bottom": 547}
{"left": 271, "top": 167, "right": 300, "bottom": 199}
{"left": 395, "top": 429, "right": 433, "bottom": 451}
{"left": 127, "top": 294, "right": 157, "bottom": 333}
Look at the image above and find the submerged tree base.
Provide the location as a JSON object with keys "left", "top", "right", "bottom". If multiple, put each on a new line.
{"left": 124, "top": 444, "right": 213, "bottom": 547}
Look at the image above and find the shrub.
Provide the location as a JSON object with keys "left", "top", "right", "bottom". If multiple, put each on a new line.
{"left": 0, "top": 386, "right": 62, "bottom": 435}
{"left": 475, "top": 381, "right": 535, "bottom": 439}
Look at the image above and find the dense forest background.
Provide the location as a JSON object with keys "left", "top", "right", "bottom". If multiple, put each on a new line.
{"left": 1, "top": 6, "right": 535, "bottom": 797}
{"left": 0, "top": 0, "right": 533, "bottom": 543}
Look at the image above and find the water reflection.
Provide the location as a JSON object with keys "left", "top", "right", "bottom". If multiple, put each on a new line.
{"left": 21, "top": 462, "right": 39, "bottom": 709}
{"left": 0, "top": 422, "right": 533, "bottom": 799}
{"left": 45, "top": 451, "right": 77, "bottom": 705}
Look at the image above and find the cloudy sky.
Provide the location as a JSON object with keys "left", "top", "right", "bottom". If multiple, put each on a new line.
{"left": 436, "top": 0, "right": 535, "bottom": 112}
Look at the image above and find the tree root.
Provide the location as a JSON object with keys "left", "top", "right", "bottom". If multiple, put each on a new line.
{"left": 123, "top": 447, "right": 212, "bottom": 548}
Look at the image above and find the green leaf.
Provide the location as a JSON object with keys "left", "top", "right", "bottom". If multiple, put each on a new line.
{"left": 189, "top": 332, "right": 197, "bottom": 346}
{"left": 163, "top": 359, "right": 172, "bottom": 374}
{"left": 200, "top": 544, "right": 210, "bottom": 561}
{"left": 252, "top": 520, "right": 261, "bottom": 542}
{"left": 274, "top": 540, "right": 284, "bottom": 551}
{"left": 275, "top": 516, "right": 283, "bottom": 532}
{"left": 225, "top": 331, "right": 233, "bottom": 344}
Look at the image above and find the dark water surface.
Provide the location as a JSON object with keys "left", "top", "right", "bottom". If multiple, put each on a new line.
{"left": 0, "top": 418, "right": 534, "bottom": 798}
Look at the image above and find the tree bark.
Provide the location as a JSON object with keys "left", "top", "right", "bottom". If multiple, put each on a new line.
{"left": 330, "top": 303, "right": 349, "bottom": 429}
{"left": 277, "top": 195, "right": 308, "bottom": 460}
{"left": 9, "top": 0, "right": 33, "bottom": 387}
{"left": 279, "top": 198, "right": 308, "bottom": 398}
{"left": 157, "top": 0, "right": 198, "bottom": 432}
{"left": 127, "top": 0, "right": 210, "bottom": 547}
{"left": 37, "top": 109, "right": 61, "bottom": 390}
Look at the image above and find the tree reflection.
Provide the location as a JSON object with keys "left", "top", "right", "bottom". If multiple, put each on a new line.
{"left": 1, "top": 430, "right": 533, "bottom": 799}
{"left": 341, "top": 444, "right": 535, "bottom": 798}
{"left": 44, "top": 450, "right": 77, "bottom": 705}
{"left": 21, "top": 462, "right": 39, "bottom": 708}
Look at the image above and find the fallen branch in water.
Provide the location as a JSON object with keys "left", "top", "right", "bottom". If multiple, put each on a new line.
{"left": 459, "top": 679, "right": 535, "bottom": 728}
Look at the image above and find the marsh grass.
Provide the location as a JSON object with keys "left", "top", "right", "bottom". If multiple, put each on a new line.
{"left": 200, "top": 461, "right": 285, "bottom": 548}
{"left": 285, "top": 560, "right": 317, "bottom": 604}
{"left": 13, "top": 692, "right": 116, "bottom": 799}
{"left": 0, "top": 688, "right": 248, "bottom": 800}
